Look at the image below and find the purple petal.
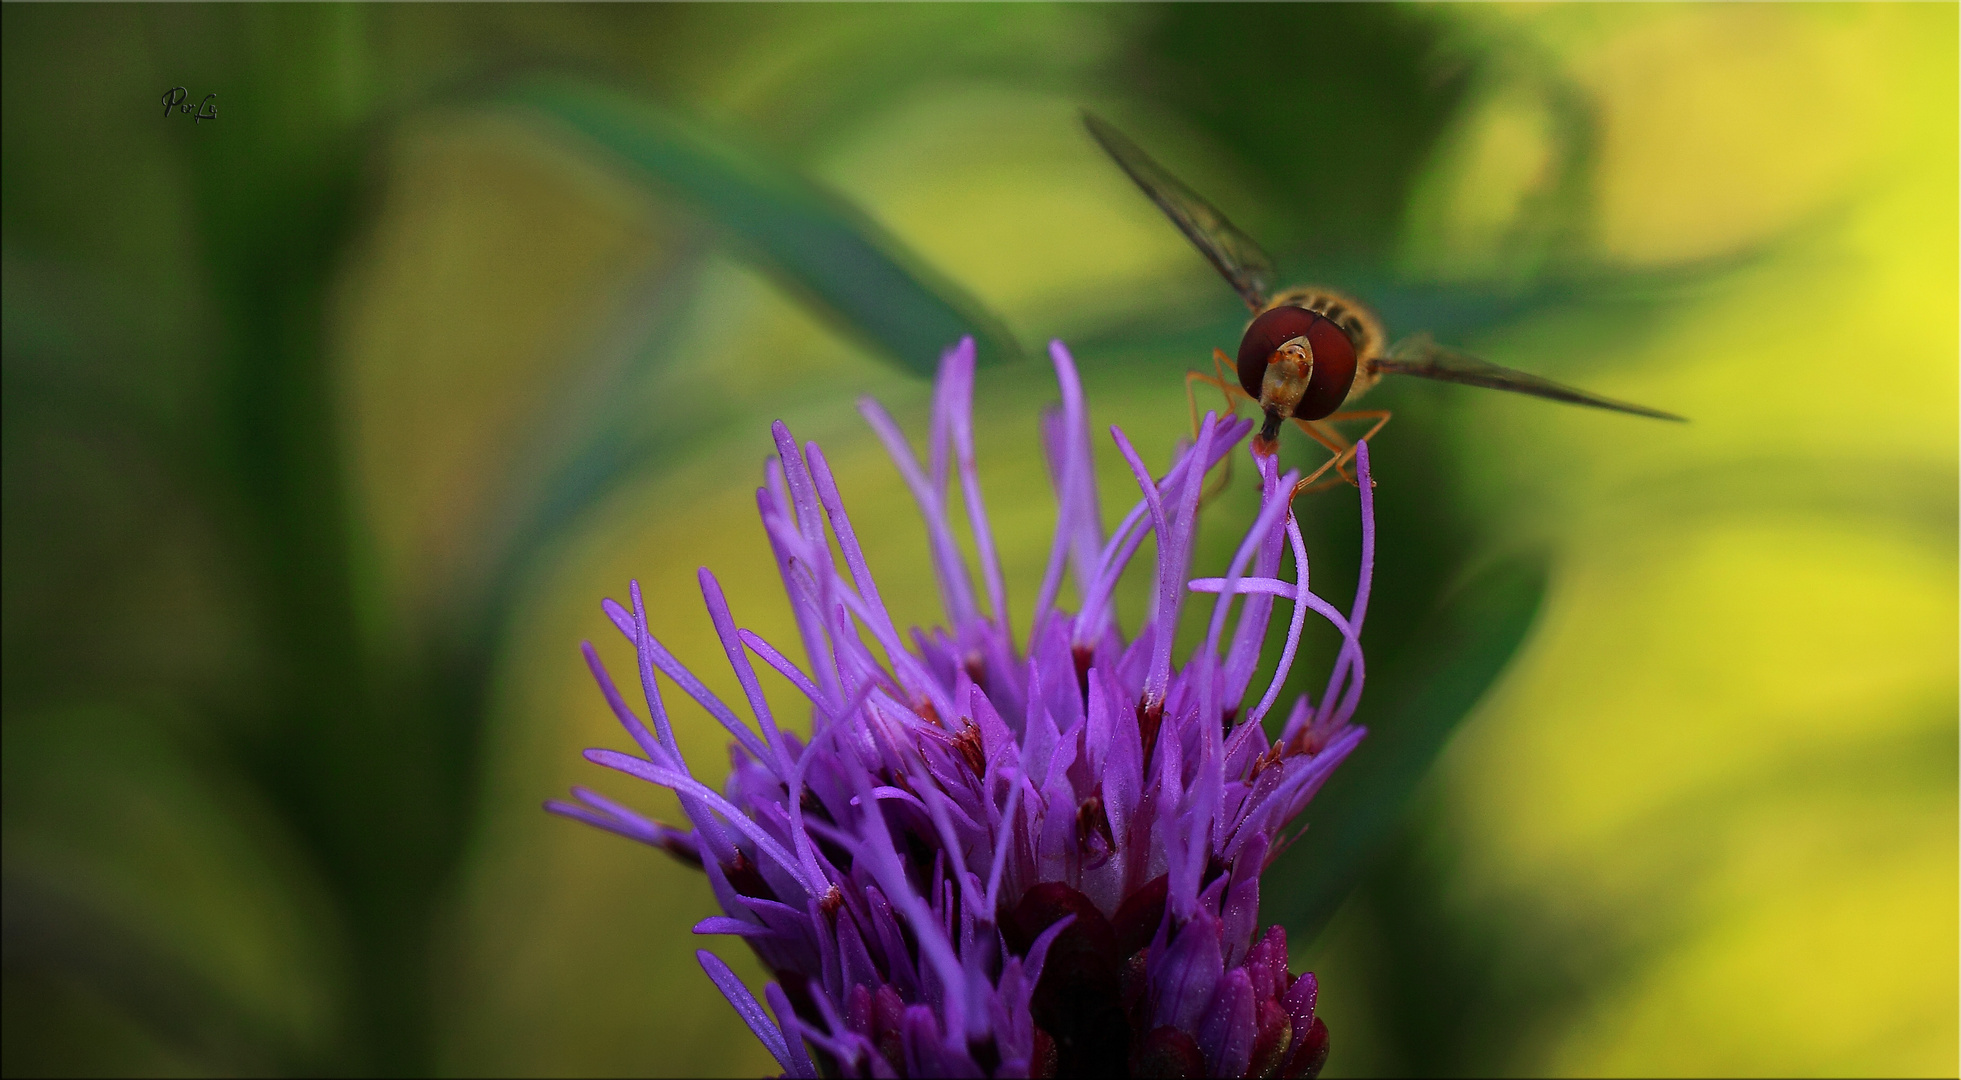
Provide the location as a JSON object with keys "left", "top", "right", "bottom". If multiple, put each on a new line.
{"left": 697, "top": 950, "right": 795, "bottom": 1074}
{"left": 693, "top": 915, "right": 772, "bottom": 938}
{"left": 1317, "top": 438, "right": 1375, "bottom": 729}
{"left": 1198, "top": 457, "right": 1299, "bottom": 720}
{"left": 738, "top": 628, "right": 825, "bottom": 714}
{"left": 1283, "top": 968, "right": 1320, "bottom": 1036}
{"left": 1198, "top": 967, "right": 1256, "bottom": 1078}
{"left": 805, "top": 441, "right": 958, "bottom": 725}
{"left": 1151, "top": 910, "right": 1224, "bottom": 1033}
{"left": 1049, "top": 341, "right": 1104, "bottom": 599}
{"left": 1223, "top": 454, "right": 1292, "bottom": 705}
{"left": 612, "top": 605, "right": 776, "bottom": 770}
{"left": 579, "top": 639, "right": 668, "bottom": 765}
{"left": 584, "top": 749, "right": 817, "bottom": 898}
{"left": 545, "top": 787, "right": 699, "bottom": 864}
{"left": 756, "top": 484, "right": 844, "bottom": 711}
{"left": 859, "top": 394, "right": 981, "bottom": 629}
{"left": 941, "top": 339, "right": 1012, "bottom": 644}
{"left": 1220, "top": 832, "right": 1268, "bottom": 967}
{"left": 698, "top": 568, "right": 789, "bottom": 777}
{"left": 764, "top": 982, "right": 820, "bottom": 1078}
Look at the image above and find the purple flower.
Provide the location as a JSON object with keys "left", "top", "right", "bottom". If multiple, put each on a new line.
{"left": 549, "top": 338, "right": 1374, "bottom": 1079}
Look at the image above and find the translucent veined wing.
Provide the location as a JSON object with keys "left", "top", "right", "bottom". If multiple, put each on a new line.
{"left": 1083, "top": 111, "right": 1274, "bottom": 312}
{"left": 1374, "top": 336, "right": 1687, "bottom": 422}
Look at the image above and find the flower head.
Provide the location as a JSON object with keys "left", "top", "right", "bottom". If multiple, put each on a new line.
{"left": 549, "top": 338, "right": 1373, "bottom": 1078}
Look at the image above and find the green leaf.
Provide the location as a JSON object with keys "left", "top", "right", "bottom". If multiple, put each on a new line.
{"left": 1267, "top": 552, "right": 1551, "bottom": 943}
{"left": 501, "top": 78, "right": 1021, "bottom": 373}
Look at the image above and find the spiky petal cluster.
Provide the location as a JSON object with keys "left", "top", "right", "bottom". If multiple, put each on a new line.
{"left": 549, "top": 338, "right": 1374, "bottom": 1078}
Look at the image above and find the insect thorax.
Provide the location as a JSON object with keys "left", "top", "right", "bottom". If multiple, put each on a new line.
{"left": 1261, "top": 287, "right": 1385, "bottom": 363}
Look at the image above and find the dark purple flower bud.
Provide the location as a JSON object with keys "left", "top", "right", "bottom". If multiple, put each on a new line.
{"left": 549, "top": 338, "right": 1374, "bottom": 1078}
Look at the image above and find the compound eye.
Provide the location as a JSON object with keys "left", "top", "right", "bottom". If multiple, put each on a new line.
{"left": 1236, "top": 306, "right": 1319, "bottom": 398}
{"left": 1293, "top": 315, "right": 1358, "bottom": 421}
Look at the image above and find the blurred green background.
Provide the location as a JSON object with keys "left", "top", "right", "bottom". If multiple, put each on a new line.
{"left": 3, "top": 4, "right": 1954, "bottom": 1077}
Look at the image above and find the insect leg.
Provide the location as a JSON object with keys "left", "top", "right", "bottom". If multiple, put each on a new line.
{"left": 1185, "top": 371, "right": 1241, "bottom": 435}
{"left": 1186, "top": 349, "right": 1250, "bottom": 433}
{"left": 1287, "top": 418, "right": 1352, "bottom": 494}
{"left": 1316, "top": 410, "right": 1392, "bottom": 482}
{"left": 1286, "top": 410, "right": 1391, "bottom": 498}
{"left": 1187, "top": 349, "right": 1254, "bottom": 504}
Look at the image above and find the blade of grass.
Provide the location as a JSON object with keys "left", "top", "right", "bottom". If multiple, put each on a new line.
{"left": 502, "top": 78, "right": 1021, "bottom": 373}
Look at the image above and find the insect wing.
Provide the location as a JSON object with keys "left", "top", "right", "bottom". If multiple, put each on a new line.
{"left": 1083, "top": 111, "right": 1274, "bottom": 312}
{"left": 1375, "top": 338, "right": 1687, "bottom": 422}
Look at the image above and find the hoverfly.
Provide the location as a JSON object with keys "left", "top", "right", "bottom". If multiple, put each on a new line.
{"left": 1084, "top": 112, "right": 1685, "bottom": 497}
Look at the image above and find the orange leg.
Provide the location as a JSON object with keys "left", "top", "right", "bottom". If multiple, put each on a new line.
{"left": 1285, "top": 409, "right": 1392, "bottom": 500}
{"left": 1186, "top": 349, "right": 1254, "bottom": 503}
{"left": 1185, "top": 348, "right": 1250, "bottom": 434}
